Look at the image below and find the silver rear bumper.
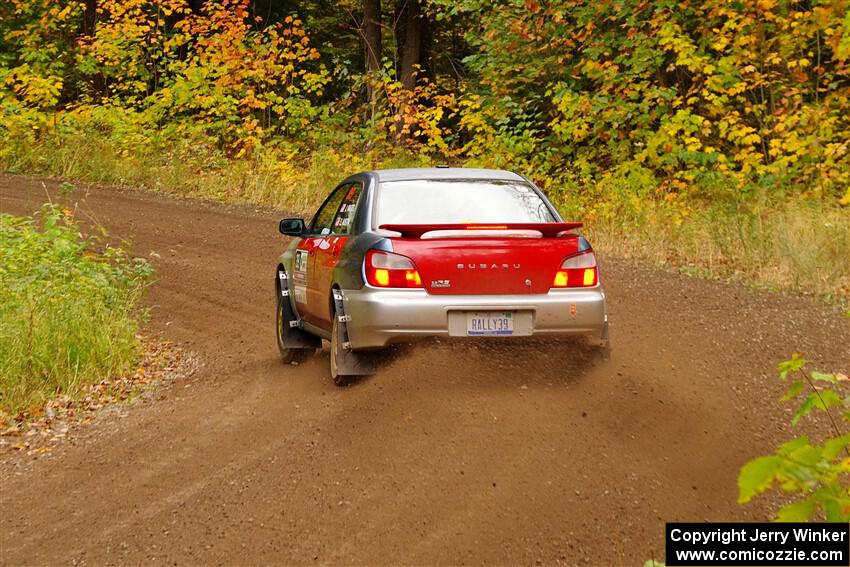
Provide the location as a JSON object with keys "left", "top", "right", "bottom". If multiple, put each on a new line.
{"left": 343, "top": 286, "right": 608, "bottom": 350}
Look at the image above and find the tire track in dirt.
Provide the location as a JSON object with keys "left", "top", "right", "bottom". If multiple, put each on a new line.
{"left": 1, "top": 173, "right": 848, "bottom": 566}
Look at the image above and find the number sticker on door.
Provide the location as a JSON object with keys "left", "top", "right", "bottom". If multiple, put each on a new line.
{"left": 295, "top": 249, "right": 308, "bottom": 273}
{"left": 292, "top": 249, "right": 309, "bottom": 304}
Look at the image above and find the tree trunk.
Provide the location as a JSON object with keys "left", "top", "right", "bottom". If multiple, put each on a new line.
{"left": 83, "top": 0, "right": 97, "bottom": 36}
{"left": 393, "top": 0, "right": 427, "bottom": 143}
{"left": 397, "top": 0, "right": 424, "bottom": 91}
{"left": 82, "top": 0, "right": 107, "bottom": 98}
{"left": 362, "top": 0, "right": 382, "bottom": 117}
{"left": 187, "top": 0, "right": 204, "bottom": 15}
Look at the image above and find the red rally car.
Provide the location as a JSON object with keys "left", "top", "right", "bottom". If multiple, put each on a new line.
{"left": 275, "top": 167, "right": 609, "bottom": 384}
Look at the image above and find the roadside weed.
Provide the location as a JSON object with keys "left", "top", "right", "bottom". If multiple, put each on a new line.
{"left": 0, "top": 205, "right": 152, "bottom": 416}
{"left": 738, "top": 354, "right": 850, "bottom": 522}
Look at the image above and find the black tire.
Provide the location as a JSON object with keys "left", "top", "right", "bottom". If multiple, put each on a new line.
{"left": 330, "top": 315, "right": 348, "bottom": 386}
{"left": 276, "top": 293, "right": 310, "bottom": 365}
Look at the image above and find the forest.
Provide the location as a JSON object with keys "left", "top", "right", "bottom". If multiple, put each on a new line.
{"left": 1, "top": 0, "right": 849, "bottom": 298}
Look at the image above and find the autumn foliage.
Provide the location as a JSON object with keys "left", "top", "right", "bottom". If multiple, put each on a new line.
{"left": 455, "top": 0, "right": 850, "bottom": 203}
{"left": 0, "top": 0, "right": 848, "bottom": 295}
{"left": 2, "top": 0, "right": 328, "bottom": 154}
{"left": 3, "top": 0, "right": 850, "bottom": 194}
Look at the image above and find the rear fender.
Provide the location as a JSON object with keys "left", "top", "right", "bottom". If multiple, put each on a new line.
{"left": 332, "top": 231, "right": 394, "bottom": 290}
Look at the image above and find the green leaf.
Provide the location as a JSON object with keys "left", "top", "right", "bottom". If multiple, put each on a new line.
{"left": 782, "top": 380, "right": 804, "bottom": 401}
{"left": 792, "top": 394, "right": 820, "bottom": 426}
{"left": 778, "top": 436, "right": 810, "bottom": 453}
{"left": 787, "top": 444, "right": 823, "bottom": 467}
{"left": 812, "top": 372, "right": 838, "bottom": 384}
{"left": 823, "top": 435, "right": 850, "bottom": 460}
{"left": 738, "top": 456, "right": 782, "bottom": 503}
{"left": 819, "top": 389, "right": 843, "bottom": 408}
{"left": 779, "top": 354, "right": 806, "bottom": 380}
{"left": 776, "top": 499, "right": 816, "bottom": 522}
{"left": 823, "top": 499, "right": 849, "bottom": 522}
{"left": 791, "top": 391, "right": 842, "bottom": 426}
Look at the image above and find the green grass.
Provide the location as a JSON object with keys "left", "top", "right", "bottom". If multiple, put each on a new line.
{"left": 583, "top": 197, "right": 849, "bottom": 304}
{"left": 1, "top": 128, "right": 427, "bottom": 213}
{"left": 0, "top": 205, "right": 153, "bottom": 415}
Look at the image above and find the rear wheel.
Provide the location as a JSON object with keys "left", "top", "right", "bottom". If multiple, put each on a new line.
{"left": 276, "top": 293, "right": 311, "bottom": 364}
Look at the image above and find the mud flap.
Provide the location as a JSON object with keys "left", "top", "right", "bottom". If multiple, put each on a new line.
{"left": 332, "top": 289, "right": 375, "bottom": 376}
{"left": 279, "top": 271, "right": 321, "bottom": 350}
{"left": 600, "top": 317, "right": 610, "bottom": 348}
{"left": 594, "top": 317, "right": 611, "bottom": 362}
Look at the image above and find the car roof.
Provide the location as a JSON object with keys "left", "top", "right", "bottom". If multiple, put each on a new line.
{"left": 369, "top": 167, "right": 525, "bottom": 183}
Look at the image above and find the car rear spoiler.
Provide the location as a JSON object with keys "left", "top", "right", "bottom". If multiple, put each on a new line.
{"left": 377, "top": 222, "right": 583, "bottom": 239}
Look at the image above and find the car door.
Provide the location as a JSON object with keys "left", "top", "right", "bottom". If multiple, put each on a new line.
{"left": 293, "top": 186, "right": 347, "bottom": 325}
{"left": 311, "top": 182, "right": 364, "bottom": 329}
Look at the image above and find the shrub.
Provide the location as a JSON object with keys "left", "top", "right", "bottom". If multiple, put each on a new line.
{"left": 0, "top": 203, "right": 153, "bottom": 415}
{"left": 738, "top": 354, "right": 850, "bottom": 521}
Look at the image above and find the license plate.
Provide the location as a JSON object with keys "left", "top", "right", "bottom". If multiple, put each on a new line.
{"left": 466, "top": 311, "right": 514, "bottom": 336}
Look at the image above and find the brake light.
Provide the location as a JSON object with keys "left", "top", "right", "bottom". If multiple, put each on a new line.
{"left": 365, "top": 250, "right": 423, "bottom": 288}
{"left": 552, "top": 251, "right": 598, "bottom": 288}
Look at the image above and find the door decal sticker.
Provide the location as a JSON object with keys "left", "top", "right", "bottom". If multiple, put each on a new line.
{"left": 294, "top": 249, "right": 308, "bottom": 273}
{"left": 293, "top": 249, "right": 309, "bottom": 304}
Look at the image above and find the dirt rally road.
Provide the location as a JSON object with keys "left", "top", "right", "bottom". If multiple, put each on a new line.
{"left": 1, "top": 174, "right": 848, "bottom": 567}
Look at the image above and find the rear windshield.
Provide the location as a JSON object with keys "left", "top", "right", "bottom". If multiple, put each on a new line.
{"left": 376, "top": 179, "right": 557, "bottom": 225}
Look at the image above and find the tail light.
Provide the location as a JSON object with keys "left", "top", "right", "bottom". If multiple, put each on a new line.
{"left": 552, "top": 251, "right": 598, "bottom": 288}
{"left": 365, "top": 250, "right": 423, "bottom": 288}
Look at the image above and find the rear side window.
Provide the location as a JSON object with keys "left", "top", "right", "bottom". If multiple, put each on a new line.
{"left": 331, "top": 183, "right": 363, "bottom": 234}
{"left": 376, "top": 179, "right": 556, "bottom": 225}
{"left": 311, "top": 185, "right": 349, "bottom": 235}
